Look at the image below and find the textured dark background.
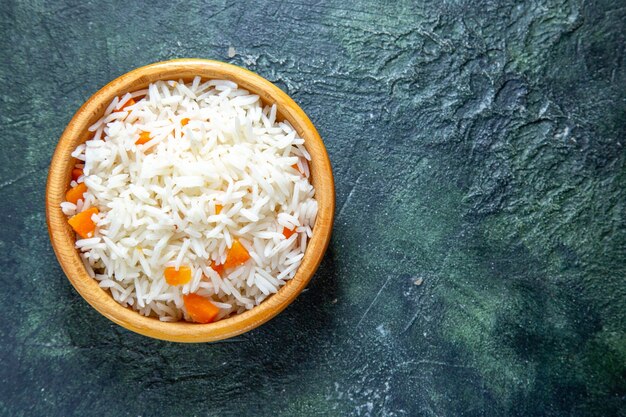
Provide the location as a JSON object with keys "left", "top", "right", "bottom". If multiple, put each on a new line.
{"left": 1, "top": 0, "right": 625, "bottom": 416}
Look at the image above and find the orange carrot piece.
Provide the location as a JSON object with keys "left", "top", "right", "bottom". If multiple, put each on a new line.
{"left": 68, "top": 207, "right": 99, "bottom": 238}
{"left": 71, "top": 168, "right": 83, "bottom": 181}
{"left": 136, "top": 131, "right": 151, "bottom": 145}
{"left": 66, "top": 182, "right": 88, "bottom": 205}
{"left": 223, "top": 239, "right": 251, "bottom": 269}
{"left": 215, "top": 204, "right": 223, "bottom": 215}
{"left": 210, "top": 263, "right": 224, "bottom": 276}
{"left": 117, "top": 98, "right": 136, "bottom": 111}
{"left": 183, "top": 294, "right": 220, "bottom": 323}
{"left": 292, "top": 163, "right": 306, "bottom": 175}
{"left": 283, "top": 227, "right": 297, "bottom": 239}
{"left": 181, "top": 117, "right": 190, "bottom": 126}
{"left": 164, "top": 266, "right": 192, "bottom": 286}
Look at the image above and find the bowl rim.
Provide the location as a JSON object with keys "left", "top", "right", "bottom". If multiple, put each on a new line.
{"left": 46, "top": 58, "right": 335, "bottom": 342}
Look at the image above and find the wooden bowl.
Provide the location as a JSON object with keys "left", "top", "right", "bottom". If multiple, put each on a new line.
{"left": 46, "top": 59, "right": 335, "bottom": 342}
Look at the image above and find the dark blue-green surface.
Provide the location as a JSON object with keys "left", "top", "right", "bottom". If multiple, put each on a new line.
{"left": 1, "top": 1, "right": 625, "bottom": 416}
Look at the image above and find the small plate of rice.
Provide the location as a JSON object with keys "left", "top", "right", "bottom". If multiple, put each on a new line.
{"left": 46, "top": 59, "right": 334, "bottom": 342}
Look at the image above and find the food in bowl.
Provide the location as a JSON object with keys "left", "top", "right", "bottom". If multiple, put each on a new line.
{"left": 61, "top": 77, "right": 317, "bottom": 323}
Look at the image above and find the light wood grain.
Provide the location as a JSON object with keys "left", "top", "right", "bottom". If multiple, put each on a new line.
{"left": 46, "top": 59, "right": 335, "bottom": 342}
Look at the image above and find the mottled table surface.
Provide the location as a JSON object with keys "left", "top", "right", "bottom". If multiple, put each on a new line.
{"left": 1, "top": 1, "right": 625, "bottom": 416}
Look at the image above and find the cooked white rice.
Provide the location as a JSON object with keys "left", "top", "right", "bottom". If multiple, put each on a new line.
{"left": 62, "top": 77, "right": 317, "bottom": 322}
